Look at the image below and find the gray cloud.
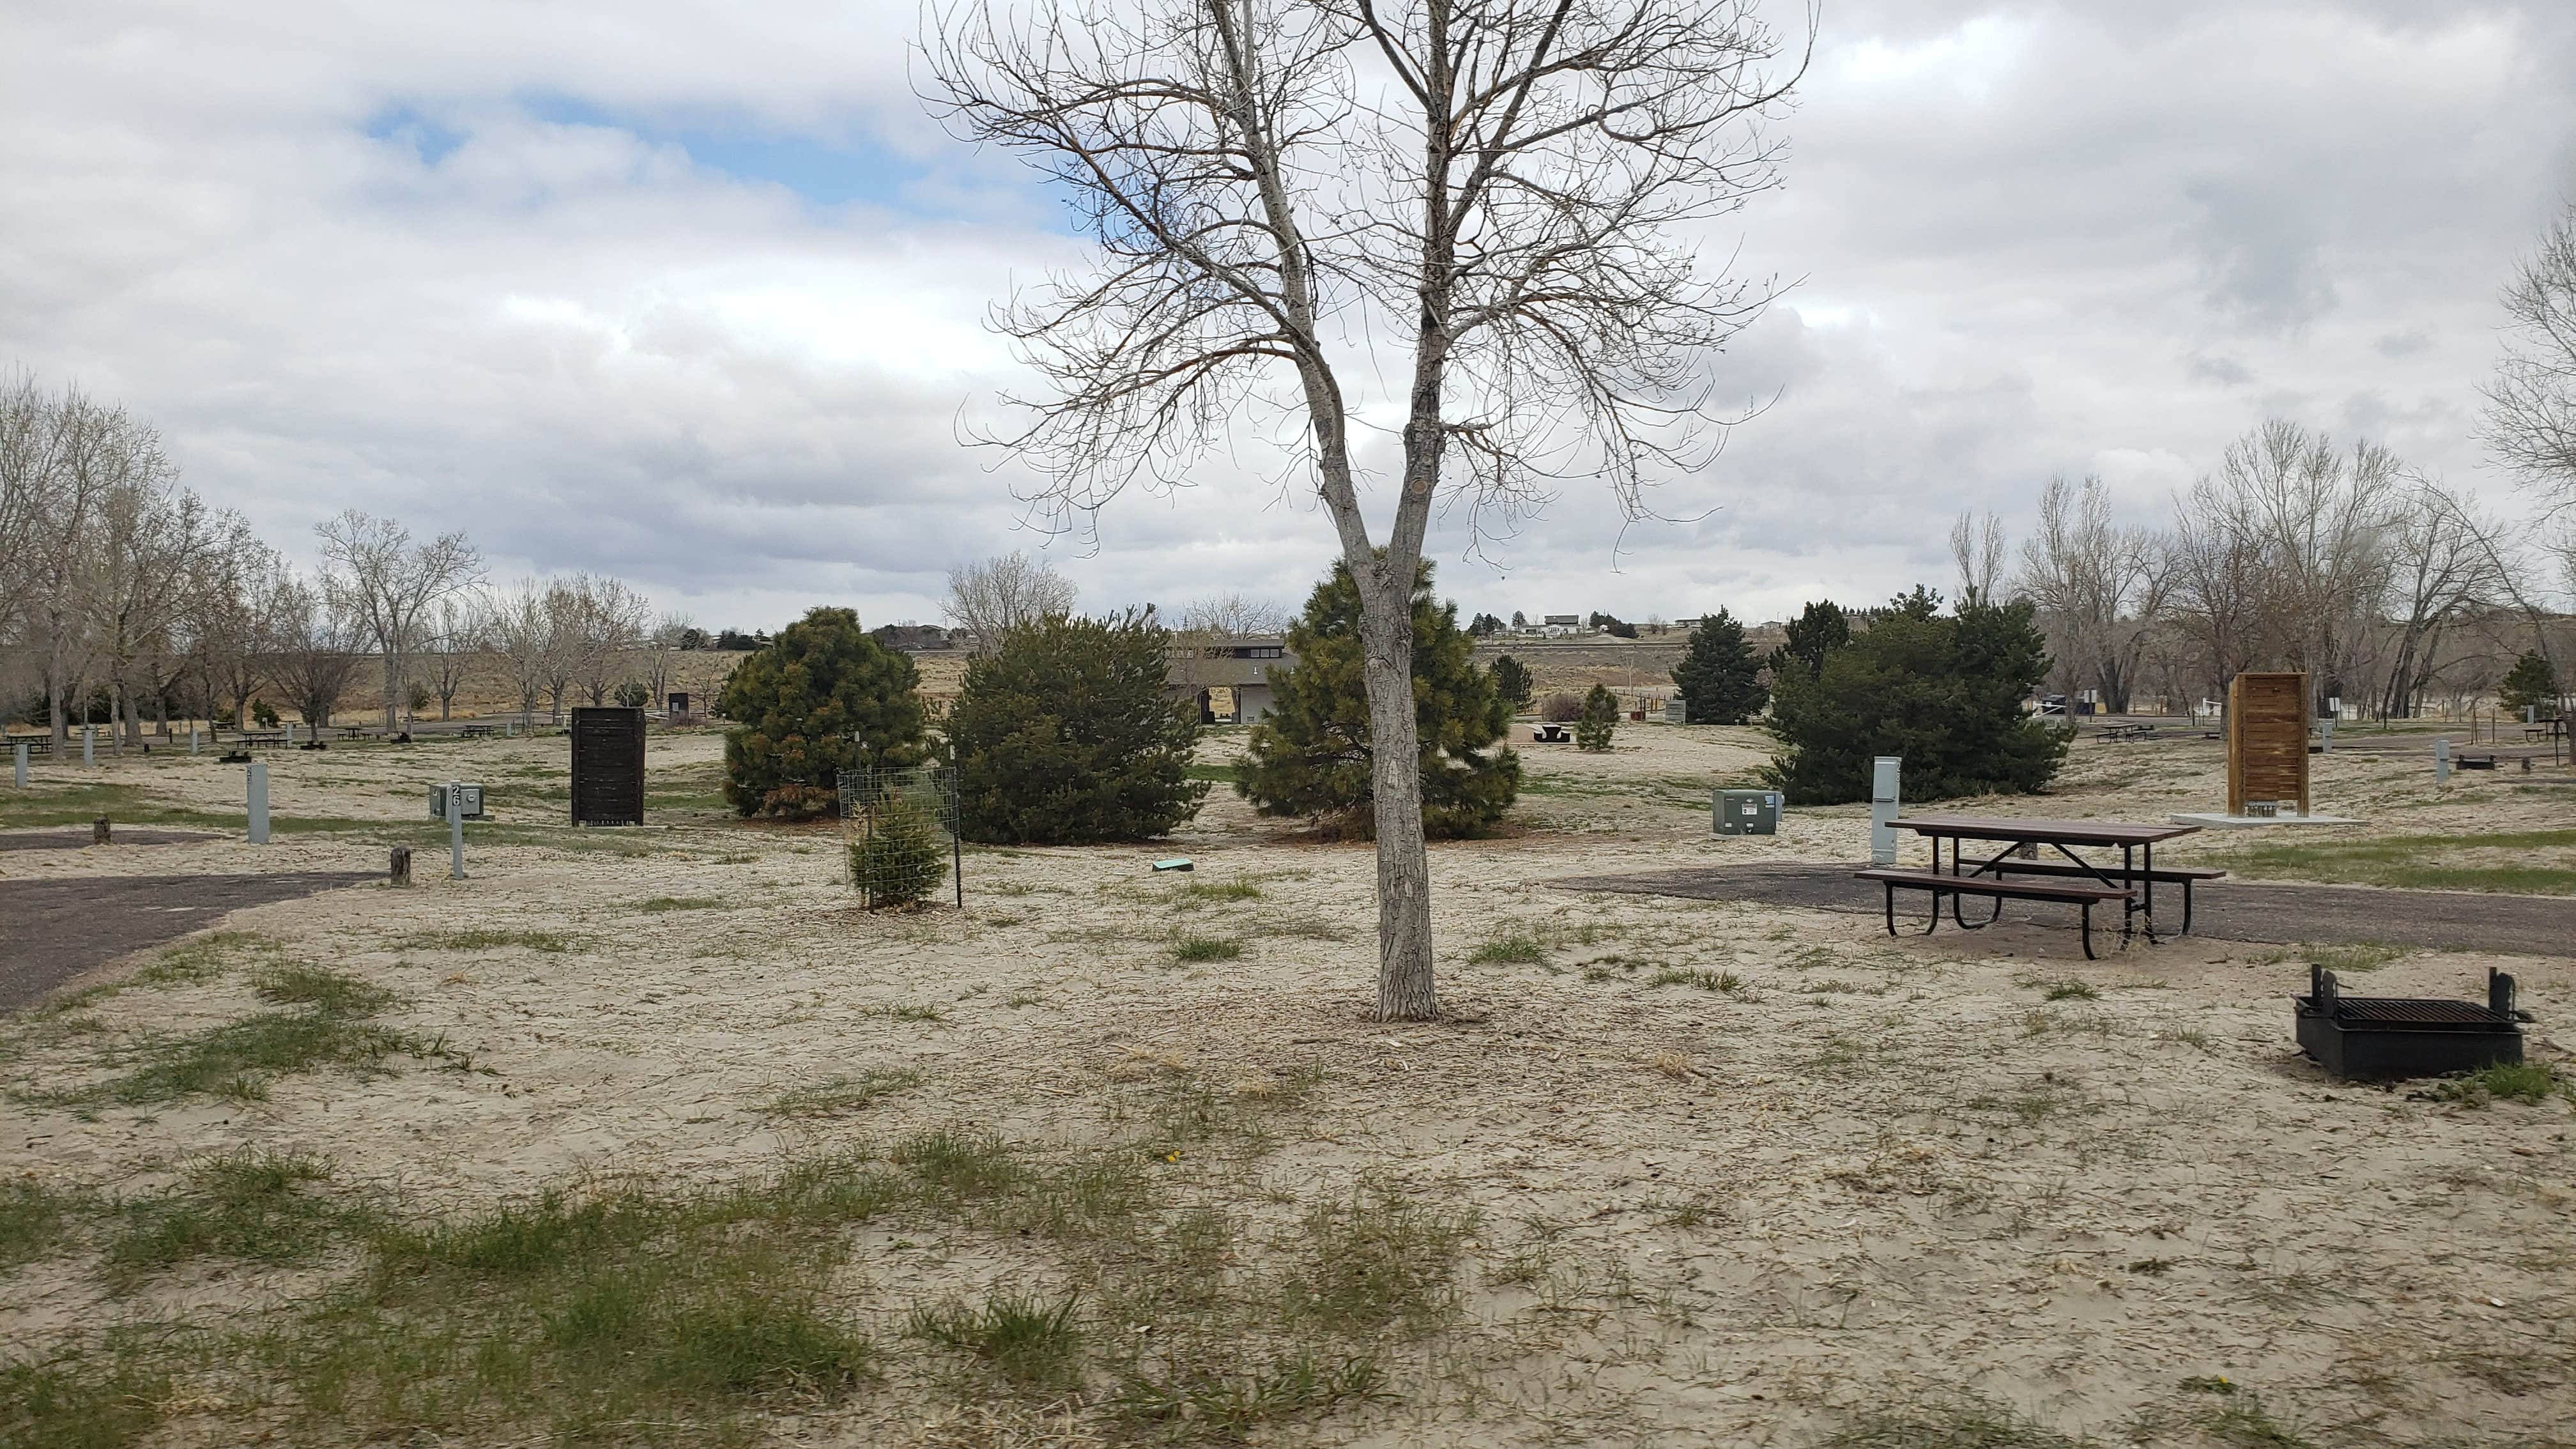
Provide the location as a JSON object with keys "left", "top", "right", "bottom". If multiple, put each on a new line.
{"left": 4, "top": 1, "right": 2574, "bottom": 630}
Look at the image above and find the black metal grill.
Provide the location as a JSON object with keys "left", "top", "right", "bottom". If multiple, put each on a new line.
{"left": 2325, "top": 997, "right": 2508, "bottom": 1027}
{"left": 2294, "top": 964, "right": 2526, "bottom": 1080}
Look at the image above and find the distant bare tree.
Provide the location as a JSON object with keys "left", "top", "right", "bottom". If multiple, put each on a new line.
{"left": 263, "top": 572, "right": 366, "bottom": 730}
{"left": 2374, "top": 482, "right": 2505, "bottom": 718}
{"left": 642, "top": 610, "right": 698, "bottom": 712}
{"left": 2016, "top": 477, "right": 2166, "bottom": 712}
{"left": 4, "top": 376, "right": 135, "bottom": 746}
{"left": 1948, "top": 510, "right": 2006, "bottom": 606}
{"left": 316, "top": 510, "right": 482, "bottom": 731}
{"left": 1179, "top": 592, "right": 1289, "bottom": 638}
{"left": 487, "top": 579, "right": 558, "bottom": 728}
{"left": 2481, "top": 201, "right": 2576, "bottom": 518}
{"left": 926, "top": 0, "right": 1804, "bottom": 1020}
{"left": 185, "top": 532, "right": 282, "bottom": 730}
{"left": 421, "top": 594, "right": 487, "bottom": 722}
{"left": 944, "top": 552, "right": 1078, "bottom": 651}
{"left": 565, "top": 574, "right": 652, "bottom": 707}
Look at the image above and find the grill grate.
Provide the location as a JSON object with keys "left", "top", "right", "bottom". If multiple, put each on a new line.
{"left": 2327, "top": 997, "right": 2506, "bottom": 1026}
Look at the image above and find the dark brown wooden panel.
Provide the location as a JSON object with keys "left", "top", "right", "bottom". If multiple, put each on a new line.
{"left": 570, "top": 707, "right": 647, "bottom": 827}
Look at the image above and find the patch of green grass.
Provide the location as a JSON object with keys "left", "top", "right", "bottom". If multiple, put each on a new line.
{"left": 1176, "top": 877, "right": 1262, "bottom": 903}
{"left": 0, "top": 1340, "right": 174, "bottom": 1449}
{"left": 54, "top": 1011, "right": 454, "bottom": 1107}
{"left": 1113, "top": 1350, "right": 1383, "bottom": 1439}
{"left": 1468, "top": 931, "right": 1547, "bottom": 965}
{"left": 632, "top": 896, "right": 727, "bottom": 914}
{"left": 395, "top": 928, "right": 584, "bottom": 953}
{"left": 1172, "top": 935, "right": 1245, "bottom": 963}
{"left": 106, "top": 1149, "right": 370, "bottom": 1281}
{"left": 133, "top": 930, "right": 288, "bottom": 986}
{"left": 1184, "top": 762, "right": 1244, "bottom": 785}
{"left": 2434, "top": 1061, "right": 2568, "bottom": 1107}
{"left": 757, "top": 1068, "right": 924, "bottom": 1118}
{"left": 1, "top": 1176, "right": 85, "bottom": 1269}
{"left": 893, "top": 1125, "right": 1024, "bottom": 1200}
{"left": 2128, "top": 1392, "right": 2318, "bottom": 1449}
{"left": 1282, "top": 1180, "right": 1478, "bottom": 1336}
{"left": 1648, "top": 967, "right": 1744, "bottom": 994}
{"left": 254, "top": 965, "right": 397, "bottom": 1017}
{"left": 2042, "top": 980, "right": 2100, "bottom": 1002}
{"left": 2225, "top": 829, "right": 2576, "bottom": 894}
{"left": 909, "top": 1289, "right": 1084, "bottom": 1383}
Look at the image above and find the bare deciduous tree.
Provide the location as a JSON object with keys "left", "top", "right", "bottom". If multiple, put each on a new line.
{"left": 487, "top": 579, "right": 558, "bottom": 729}
{"left": 263, "top": 572, "right": 367, "bottom": 731}
{"left": 1949, "top": 510, "right": 2005, "bottom": 607}
{"left": 1179, "top": 592, "right": 1290, "bottom": 638}
{"left": 944, "top": 552, "right": 1079, "bottom": 652}
{"left": 316, "top": 510, "right": 482, "bottom": 732}
{"left": 421, "top": 594, "right": 487, "bottom": 722}
{"left": 2481, "top": 201, "right": 2576, "bottom": 516}
{"left": 928, "top": 0, "right": 1803, "bottom": 1019}
{"left": 2014, "top": 477, "right": 2166, "bottom": 712}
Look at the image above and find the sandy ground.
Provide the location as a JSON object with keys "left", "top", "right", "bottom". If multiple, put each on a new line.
{"left": 3, "top": 722, "right": 2573, "bottom": 1445}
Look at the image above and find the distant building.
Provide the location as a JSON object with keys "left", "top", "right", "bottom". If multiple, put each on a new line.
{"left": 1169, "top": 635, "right": 1292, "bottom": 723}
{"left": 870, "top": 622, "right": 954, "bottom": 652}
{"left": 1542, "top": 614, "right": 1581, "bottom": 627}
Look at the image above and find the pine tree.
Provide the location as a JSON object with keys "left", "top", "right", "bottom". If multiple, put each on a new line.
{"left": 1669, "top": 608, "right": 1767, "bottom": 724}
{"left": 949, "top": 611, "right": 1209, "bottom": 843}
{"left": 1765, "top": 600, "right": 1850, "bottom": 683}
{"left": 2499, "top": 650, "right": 2561, "bottom": 716}
{"left": 852, "top": 792, "right": 948, "bottom": 908}
{"left": 719, "top": 606, "right": 924, "bottom": 818}
{"left": 1765, "top": 592, "right": 2067, "bottom": 804}
{"left": 1575, "top": 683, "right": 1620, "bottom": 751}
{"left": 1490, "top": 654, "right": 1534, "bottom": 711}
{"left": 1241, "top": 560, "right": 1518, "bottom": 838}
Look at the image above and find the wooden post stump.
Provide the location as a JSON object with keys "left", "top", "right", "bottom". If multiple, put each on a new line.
{"left": 93, "top": 816, "right": 111, "bottom": 845}
{"left": 390, "top": 846, "right": 413, "bottom": 886}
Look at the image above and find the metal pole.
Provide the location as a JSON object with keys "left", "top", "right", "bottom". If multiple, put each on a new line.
{"left": 82, "top": 725, "right": 94, "bottom": 767}
{"left": 1870, "top": 756, "right": 1901, "bottom": 866}
{"left": 448, "top": 783, "right": 467, "bottom": 879}
{"left": 247, "top": 762, "right": 270, "bottom": 844}
{"left": 2434, "top": 737, "right": 2450, "bottom": 783}
{"left": 12, "top": 742, "right": 25, "bottom": 788}
{"left": 189, "top": 724, "right": 199, "bottom": 755}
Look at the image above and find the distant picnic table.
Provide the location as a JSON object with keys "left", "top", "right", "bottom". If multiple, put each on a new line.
{"left": 4, "top": 735, "right": 49, "bottom": 756}
{"left": 234, "top": 730, "right": 288, "bottom": 748}
{"left": 1857, "top": 815, "right": 2222, "bottom": 960}
{"left": 459, "top": 724, "right": 497, "bottom": 739}
{"left": 1528, "top": 723, "right": 1570, "bottom": 743}
{"left": 2096, "top": 722, "right": 2155, "bottom": 741}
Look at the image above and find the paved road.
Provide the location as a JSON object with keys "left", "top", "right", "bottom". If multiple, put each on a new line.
{"left": 0, "top": 830, "right": 225, "bottom": 852}
{"left": 1556, "top": 863, "right": 2576, "bottom": 958}
{"left": 0, "top": 871, "right": 378, "bottom": 1011}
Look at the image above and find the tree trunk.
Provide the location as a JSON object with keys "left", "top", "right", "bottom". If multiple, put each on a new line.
{"left": 1357, "top": 578, "right": 1436, "bottom": 1022}
{"left": 383, "top": 649, "right": 401, "bottom": 732}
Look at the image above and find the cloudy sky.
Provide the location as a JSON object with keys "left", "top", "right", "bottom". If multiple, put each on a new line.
{"left": 6, "top": 1, "right": 2572, "bottom": 630}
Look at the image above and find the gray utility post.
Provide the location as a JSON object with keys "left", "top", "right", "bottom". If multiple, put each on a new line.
{"left": 247, "top": 762, "right": 271, "bottom": 844}
{"left": 189, "top": 725, "right": 199, "bottom": 755}
{"left": 285, "top": 720, "right": 296, "bottom": 747}
{"left": 1870, "top": 756, "right": 1902, "bottom": 866}
{"left": 82, "top": 726, "right": 95, "bottom": 767}
{"left": 446, "top": 781, "right": 468, "bottom": 879}
{"left": 13, "top": 741, "right": 26, "bottom": 788}
{"left": 2434, "top": 737, "right": 2451, "bottom": 783}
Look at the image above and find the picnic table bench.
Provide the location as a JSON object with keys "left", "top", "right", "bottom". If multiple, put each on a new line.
{"left": 460, "top": 724, "right": 496, "bottom": 739}
{"left": 4, "top": 736, "right": 50, "bottom": 756}
{"left": 1857, "top": 815, "right": 2216, "bottom": 960}
{"left": 2097, "top": 722, "right": 2154, "bottom": 741}
{"left": 235, "top": 730, "right": 288, "bottom": 747}
{"left": 1529, "top": 723, "right": 1570, "bottom": 743}
{"left": 336, "top": 726, "right": 378, "bottom": 742}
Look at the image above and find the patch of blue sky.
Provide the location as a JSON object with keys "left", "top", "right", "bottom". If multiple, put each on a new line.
{"left": 515, "top": 91, "right": 930, "bottom": 210}
{"left": 363, "top": 105, "right": 466, "bottom": 165}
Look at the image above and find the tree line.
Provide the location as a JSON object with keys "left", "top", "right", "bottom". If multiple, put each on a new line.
{"left": 0, "top": 369, "right": 693, "bottom": 745}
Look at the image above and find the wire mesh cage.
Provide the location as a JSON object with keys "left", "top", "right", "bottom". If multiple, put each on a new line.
{"left": 839, "top": 761, "right": 961, "bottom": 910}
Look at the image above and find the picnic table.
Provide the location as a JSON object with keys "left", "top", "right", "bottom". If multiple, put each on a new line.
{"left": 460, "top": 724, "right": 496, "bottom": 739}
{"left": 337, "top": 726, "right": 378, "bottom": 742}
{"left": 1855, "top": 814, "right": 2221, "bottom": 959}
{"left": 3, "top": 735, "right": 49, "bottom": 756}
{"left": 2096, "top": 722, "right": 2154, "bottom": 741}
{"left": 235, "top": 730, "right": 288, "bottom": 748}
{"left": 1529, "top": 723, "right": 1570, "bottom": 743}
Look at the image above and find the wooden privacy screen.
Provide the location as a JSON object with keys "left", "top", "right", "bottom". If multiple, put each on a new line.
{"left": 2227, "top": 671, "right": 2310, "bottom": 816}
{"left": 570, "top": 707, "right": 647, "bottom": 826}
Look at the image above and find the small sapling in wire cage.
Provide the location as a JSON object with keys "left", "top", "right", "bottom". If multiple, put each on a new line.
{"left": 840, "top": 758, "right": 961, "bottom": 909}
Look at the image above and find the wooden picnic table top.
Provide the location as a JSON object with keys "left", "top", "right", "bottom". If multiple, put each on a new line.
{"left": 1890, "top": 813, "right": 2202, "bottom": 847}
